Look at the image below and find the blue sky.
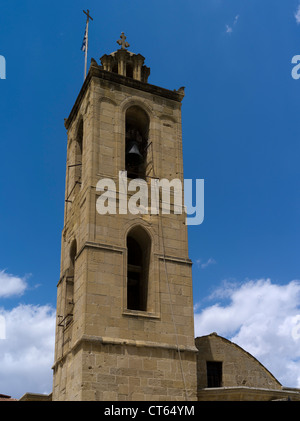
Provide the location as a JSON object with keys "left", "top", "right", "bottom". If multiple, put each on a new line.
{"left": 1, "top": 0, "right": 300, "bottom": 398}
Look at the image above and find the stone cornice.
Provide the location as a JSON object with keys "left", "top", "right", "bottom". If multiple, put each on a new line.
{"left": 64, "top": 62, "right": 185, "bottom": 130}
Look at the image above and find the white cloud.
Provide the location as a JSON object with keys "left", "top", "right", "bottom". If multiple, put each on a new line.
{"left": 295, "top": 4, "right": 300, "bottom": 24}
{"left": 194, "top": 279, "right": 300, "bottom": 388}
{"left": 0, "top": 304, "right": 56, "bottom": 399}
{"left": 0, "top": 270, "right": 28, "bottom": 298}
{"left": 226, "top": 14, "right": 239, "bottom": 33}
{"left": 201, "top": 258, "right": 216, "bottom": 269}
{"left": 195, "top": 258, "right": 217, "bottom": 269}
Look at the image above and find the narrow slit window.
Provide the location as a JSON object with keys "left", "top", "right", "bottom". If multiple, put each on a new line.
{"left": 75, "top": 120, "right": 83, "bottom": 184}
{"left": 126, "top": 63, "right": 133, "bottom": 78}
{"left": 65, "top": 240, "right": 77, "bottom": 320}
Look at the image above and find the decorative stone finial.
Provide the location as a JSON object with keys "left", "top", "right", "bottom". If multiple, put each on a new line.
{"left": 117, "top": 32, "right": 130, "bottom": 50}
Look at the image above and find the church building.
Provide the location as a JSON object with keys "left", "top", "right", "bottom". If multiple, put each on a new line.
{"left": 19, "top": 33, "right": 300, "bottom": 402}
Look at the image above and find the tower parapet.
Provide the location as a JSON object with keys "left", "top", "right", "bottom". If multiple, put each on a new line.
{"left": 100, "top": 33, "right": 150, "bottom": 83}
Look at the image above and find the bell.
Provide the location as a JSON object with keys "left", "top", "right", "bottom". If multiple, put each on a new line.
{"left": 126, "top": 140, "right": 143, "bottom": 166}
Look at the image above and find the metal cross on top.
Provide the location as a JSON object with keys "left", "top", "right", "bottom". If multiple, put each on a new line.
{"left": 117, "top": 32, "right": 130, "bottom": 50}
{"left": 83, "top": 9, "right": 93, "bottom": 23}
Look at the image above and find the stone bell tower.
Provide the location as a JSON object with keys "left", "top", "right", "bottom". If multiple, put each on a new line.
{"left": 52, "top": 33, "right": 197, "bottom": 401}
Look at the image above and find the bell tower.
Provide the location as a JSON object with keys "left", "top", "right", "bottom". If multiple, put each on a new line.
{"left": 52, "top": 34, "right": 197, "bottom": 401}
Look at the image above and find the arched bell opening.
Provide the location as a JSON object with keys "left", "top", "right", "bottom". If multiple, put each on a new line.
{"left": 126, "top": 226, "right": 151, "bottom": 311}
{"left": 125, "top": 106, "right": 149, "bottom": 179}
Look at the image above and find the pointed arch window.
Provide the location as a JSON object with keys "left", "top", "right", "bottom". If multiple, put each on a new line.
{"left": 126, "top": 226, "right": 151, "bottom": 311}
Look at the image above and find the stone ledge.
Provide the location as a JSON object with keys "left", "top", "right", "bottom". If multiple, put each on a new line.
{"left": 76, "top": 334, "right": 198, "bottom": 353}
{"left": 156, "top": 254, "right": 192, "bottom": 265}
{"left": 76, "top": 240, "right": 125, "bottom": 260}
{"left": 122, "top": 309, "right": 160, "bottom": 319}
{"left": 73, "top": 240, "right": 192, "bottom": 267}
{"left": 198, "top": 386, "right": 300, "bottom": 401}
{"left": 19, "top": 392, "right": 52, "bottom": 402}
{"left": 52, "top": 334, "right": 198, "bottom": 371}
